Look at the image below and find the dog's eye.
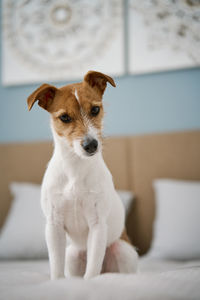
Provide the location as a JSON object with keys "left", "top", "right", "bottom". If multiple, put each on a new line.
{"left": 59, "top": 114, "right": 72, "bottom": 123}
{"left": 91, "top": 106, "right": 100, "bottom": 116}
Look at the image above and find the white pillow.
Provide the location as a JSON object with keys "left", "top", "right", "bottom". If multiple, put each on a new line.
{"left": 0, "top": 182, "right": 134, "bottom": 259}
{"left": 117, "top": 190, "right": 134, "bottom": 217}
{"left": 0, "top": 183, "right": 47, "bottom": 259}
{"left": 149, "top": 179, "right": 200, "bottom": 260}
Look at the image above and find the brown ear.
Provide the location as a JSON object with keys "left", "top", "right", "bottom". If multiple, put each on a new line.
{"left": 84, "top": 71, "right": 116, "bottom": 95}
{"left": 27, "top": 84, "right": 58, "bottom": 111}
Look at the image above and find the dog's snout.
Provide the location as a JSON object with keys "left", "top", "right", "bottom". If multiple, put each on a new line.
{"left": 82, "top": 138, "right": 98, "bottom": 155}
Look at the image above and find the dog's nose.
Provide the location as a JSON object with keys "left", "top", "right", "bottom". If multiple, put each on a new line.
{"left": 82, "top": 138, "right": 98, "bottom": 155}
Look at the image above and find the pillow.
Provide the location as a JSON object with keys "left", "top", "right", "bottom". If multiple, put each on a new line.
{"left": 0, "top": 183, "right": 47, "bottom": 259}
{"left": 117, "top": 190, "right": 134, "bottom": 217}
{"left": 0, "top": 182, "right": 134, "bottom": 259}
{"left": 149, "top": 179, "right": 200, "bottom": 260}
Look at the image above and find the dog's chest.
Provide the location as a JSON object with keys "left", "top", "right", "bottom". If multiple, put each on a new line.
{"left": 63, "top": 181, "right": 90, "bottom": 244}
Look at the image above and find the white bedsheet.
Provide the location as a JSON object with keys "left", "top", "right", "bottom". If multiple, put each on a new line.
{"left": 0, "top": 257, "right": 200, "bottom": 300}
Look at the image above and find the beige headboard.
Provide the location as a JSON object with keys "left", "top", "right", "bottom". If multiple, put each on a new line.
{"left": 1, "top": 130, "right": 200, "bottom": 255}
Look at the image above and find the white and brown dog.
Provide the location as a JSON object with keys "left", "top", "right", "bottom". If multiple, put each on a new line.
{"left": 27, "top": 71, "right": 138, "bottom": 280}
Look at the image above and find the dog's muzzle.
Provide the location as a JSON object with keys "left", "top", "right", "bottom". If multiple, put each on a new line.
{"left": 82, "top": 137, "right": 98, "bottom": 155}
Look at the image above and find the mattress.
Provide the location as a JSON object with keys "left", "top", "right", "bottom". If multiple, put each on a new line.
{"left": 0, "top": 257, "right": 200, "bottom": 300}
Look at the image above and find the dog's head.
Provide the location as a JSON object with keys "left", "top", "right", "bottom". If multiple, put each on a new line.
{"left": 27, "top": 71, "right": 116, "bottom": 158}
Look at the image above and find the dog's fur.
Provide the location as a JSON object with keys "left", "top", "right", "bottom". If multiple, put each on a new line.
{"left": 27, "top": 71, "right": 138, "bottom": 279}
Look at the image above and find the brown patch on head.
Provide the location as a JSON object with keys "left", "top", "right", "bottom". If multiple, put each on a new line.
{"left": 50, "top": 84, "right": 84, "bottom": 144}
{"left": 53, "top": 83, "right": 104, "bottom": 145}
{"left": 27, "top": 71, "right": 115, "bottom": 146}
{"left": 73, "top": 82, "right": 104, "bottom": 132}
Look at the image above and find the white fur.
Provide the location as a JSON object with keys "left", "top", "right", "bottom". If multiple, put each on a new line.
{"left": 74, "top": 89, "right": 80, "bottom": 104}
{"left": 41, "top": 120, "right": 138, "bottom": 280}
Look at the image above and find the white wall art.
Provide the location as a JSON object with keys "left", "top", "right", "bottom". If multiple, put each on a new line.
{"left": 128, "top": 0, "right": 200, "bottom": 74}
{"left": 2, "top": 0, "right": 124, "bottom": 86}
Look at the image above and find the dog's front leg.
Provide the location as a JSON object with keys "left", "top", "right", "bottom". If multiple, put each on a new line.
{"left": 84, "top": 221, "right": 107, "bottom": 279}
{"left": 45, "top": 222, "right": 66, "bottom": 280}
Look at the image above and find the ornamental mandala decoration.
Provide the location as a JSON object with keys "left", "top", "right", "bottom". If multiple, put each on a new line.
{"left": 128, "top": 0, "right": 200, "bottom": 74}
{"left": 2, "top": 0, "right": 124, "bottom": 85}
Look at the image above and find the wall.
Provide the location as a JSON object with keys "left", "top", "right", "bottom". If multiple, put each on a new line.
{"left": 0, "top": 3, "right": 200, "bottom": 143}
{"left": 1, "top": 66, "right": 200, "bottom": 143}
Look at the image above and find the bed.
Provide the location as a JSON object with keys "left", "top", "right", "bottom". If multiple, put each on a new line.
{"left": 0, "top": 130, "right": 200, "bottom": 300}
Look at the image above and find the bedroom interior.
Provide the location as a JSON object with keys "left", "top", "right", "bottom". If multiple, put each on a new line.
{"left": 0, "top": 1, "right": 200, "bottom": 299}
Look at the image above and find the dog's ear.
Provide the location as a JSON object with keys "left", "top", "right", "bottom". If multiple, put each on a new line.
{"left": 84, "top": 71, "right": 116, "bottom": 96}
{"left": 27, "top": 84, "right": 58, "bottom": 111}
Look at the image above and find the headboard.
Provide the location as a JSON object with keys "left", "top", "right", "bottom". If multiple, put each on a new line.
{"left": 1, "top": 130, "right": 200, "bottom": 255}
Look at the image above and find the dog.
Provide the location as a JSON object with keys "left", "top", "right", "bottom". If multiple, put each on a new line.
{"left": 27, "top": 71, "right": 138, "bottom": 280}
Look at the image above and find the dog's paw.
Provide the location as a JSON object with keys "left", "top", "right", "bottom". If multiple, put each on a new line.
{"left": 83, "top": 273, "right": 91, "bottom": 280}
{"left": 84, "top": 272, "right": 96, "bottom": 280}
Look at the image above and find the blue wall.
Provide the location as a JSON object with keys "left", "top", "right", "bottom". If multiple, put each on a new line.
{"left": 0, "top": 3, "right": 200, "bottom": 143}
{"left": 0, "top": 67, "right": 200, "bottom": 143}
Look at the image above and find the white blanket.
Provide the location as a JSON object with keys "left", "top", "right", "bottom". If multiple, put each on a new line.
{"left": 0, "top": 257, "right": 200, "bottom": 300}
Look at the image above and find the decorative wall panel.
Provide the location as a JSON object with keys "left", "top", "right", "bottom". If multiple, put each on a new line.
{"left": 2, "top": 0, "right": 124, "bottom": 85}
{"left": 128, "top": 0, "right": 200, "bottom": 74}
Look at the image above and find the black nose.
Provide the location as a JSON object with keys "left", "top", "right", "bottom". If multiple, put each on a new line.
{"left": 82, "top": 138, "right": 98, "bottom": 155}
